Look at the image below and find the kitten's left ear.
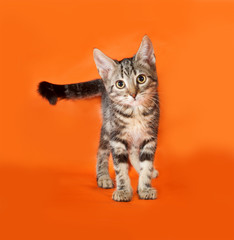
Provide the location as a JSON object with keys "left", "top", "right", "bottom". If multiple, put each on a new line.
{"left": 135, "top": 35, "right": 156, "bottom": 68}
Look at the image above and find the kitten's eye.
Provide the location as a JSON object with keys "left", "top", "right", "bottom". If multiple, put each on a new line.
{"left": 137, "top": 74, "right": 146, "bottom": 84}
{"left": 115, "top": 80, "right": 125, "bottom": 89}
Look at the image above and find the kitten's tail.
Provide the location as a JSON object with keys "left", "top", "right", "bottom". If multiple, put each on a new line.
{"left": 38, "top": 79, "right": 104, "bottom": 105}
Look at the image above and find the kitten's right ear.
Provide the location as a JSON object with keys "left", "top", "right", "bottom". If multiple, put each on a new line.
{"left": 93, "top": 48, "right": 117, "bottom": 80}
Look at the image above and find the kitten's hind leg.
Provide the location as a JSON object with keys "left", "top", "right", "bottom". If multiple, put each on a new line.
{"left": 129, "top": 145, "right": 141, "bottom": 173}
{"left": 96, "top": 126, "right": 114, "bottom": 189}
{"left": 130, "top": 146, "right": 158, "bottom": 179}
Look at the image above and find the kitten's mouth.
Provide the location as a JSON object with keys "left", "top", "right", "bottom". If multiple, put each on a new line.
{"left": 114, "top": 96, "right": 144, "bottom": 107}
{"left": 128, "top": 97, "right": 143, "bottom": 106}
{"left": 131, "top": 101, "right": 139, "bottom": 106}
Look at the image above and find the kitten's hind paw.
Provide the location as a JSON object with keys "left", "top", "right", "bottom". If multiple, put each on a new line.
{"left": 152, "top": 169, "right": 159, "bottom": 179}
{"left": 112, "top": 190, "right": 133, "bottom": 202}
{"left": 97, "top": 175, "right": 114, "bottom": 189}
{"left": 138, "top": 188, "right": 157, "bottom": 200}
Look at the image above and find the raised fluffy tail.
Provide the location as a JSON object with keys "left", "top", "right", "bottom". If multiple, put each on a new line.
{"left": 38, "top": 79, "right": 104, "bottom": 105}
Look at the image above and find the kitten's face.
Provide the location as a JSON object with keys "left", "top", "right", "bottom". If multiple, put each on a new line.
{"left": 107, "top": 58, "right": 157, "bottom": 106}
{"left": 93, "top": 35, "right": 158, "bottom": 107}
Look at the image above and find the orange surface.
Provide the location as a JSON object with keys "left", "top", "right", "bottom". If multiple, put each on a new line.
{"left": 0, "top": 0, "right": 234, "bottom": 239}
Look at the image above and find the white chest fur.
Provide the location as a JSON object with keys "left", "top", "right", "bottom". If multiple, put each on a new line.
{"left": 125, "top": 106, "right": 149, "bottom": 146}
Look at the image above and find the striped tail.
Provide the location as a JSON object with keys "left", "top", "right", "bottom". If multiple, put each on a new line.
{"left": 38, "top": 79, "right": 104, "bottom": 105}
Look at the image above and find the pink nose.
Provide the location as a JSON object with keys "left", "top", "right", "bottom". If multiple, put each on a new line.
{"left": 130, "top": 93, "right": 136, "bottom": 99}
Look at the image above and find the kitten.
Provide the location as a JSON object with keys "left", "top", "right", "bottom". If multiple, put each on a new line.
{"left": 38, "top": 35, "right": 160, "bottom": 202}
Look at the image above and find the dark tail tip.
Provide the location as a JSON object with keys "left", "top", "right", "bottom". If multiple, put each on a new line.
{"left": 38, "top": 81, "right": 58, "bottom": 105}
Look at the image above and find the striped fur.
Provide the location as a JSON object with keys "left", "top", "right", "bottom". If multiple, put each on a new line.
{"left": 38, "top": 35, "right": 160, "bottom": 202}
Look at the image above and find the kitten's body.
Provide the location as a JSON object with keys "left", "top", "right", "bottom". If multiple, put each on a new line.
{"left": 38, "top": 36, "right": 159, "bottom": 201}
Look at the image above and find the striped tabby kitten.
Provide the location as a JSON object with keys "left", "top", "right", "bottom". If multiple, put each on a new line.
{"left": 38, "top": 35, "right": 160, "bottom": 202}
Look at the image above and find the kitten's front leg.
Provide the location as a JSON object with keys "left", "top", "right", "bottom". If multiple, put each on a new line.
{"left": 138, "top": 140, "right": 157, "bottom": 200}
{"left": 96, "top": 126, "right": 114, "bottom": 189}
{"left": 110, "top": 139, "right": 133, "bottom": 202}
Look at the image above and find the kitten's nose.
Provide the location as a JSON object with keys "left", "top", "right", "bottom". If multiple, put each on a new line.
{"left": 130, "top": 93, "right": 137, "bottom": 99}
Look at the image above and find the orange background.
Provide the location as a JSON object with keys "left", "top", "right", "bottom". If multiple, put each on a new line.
{"left": 0, "top": 0, "right": 234, "bottom": 239}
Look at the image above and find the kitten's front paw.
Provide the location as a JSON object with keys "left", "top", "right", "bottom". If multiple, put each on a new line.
{"left": 112, "top": 190, "right": 133, "bottom": 202}
{"left": 97, "top": 175, "right": 114, "bottom": 189}
{"left": 152, "top": 169, "right": 159, "bottom": 179}
{"left": 138, "top": 188, "right": 157, "bottom": 200}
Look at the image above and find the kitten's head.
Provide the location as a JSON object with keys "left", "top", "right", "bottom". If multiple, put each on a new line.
{"left": 93, "top": 35, "right": 158, "bottom": 107}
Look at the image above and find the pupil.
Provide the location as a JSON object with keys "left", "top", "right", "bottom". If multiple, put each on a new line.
{"left": 118, "top": 81, "right": 123, "bottom": 86}
{"left": 139, "top": 75, "right": 144, "bottom": 81}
